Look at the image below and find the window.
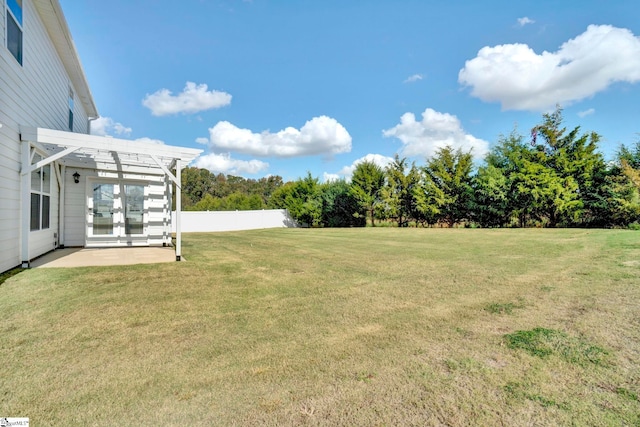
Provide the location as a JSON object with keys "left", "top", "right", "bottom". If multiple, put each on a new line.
{"left": 30, "top": 155, "right": 51, "bottom": 231}
{"left": 6, "top": 0, "right": 23, "bottom": 65}
{"left": 68, "top": 88, "right": 74, "bottom": 131}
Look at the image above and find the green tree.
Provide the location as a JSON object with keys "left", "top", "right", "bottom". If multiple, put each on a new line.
{"left": 421, "top": 146, "right": 474, "bottom": 227}
{"left": 224, "top": 192, "right": 264, "bottom": 210}
{"left": 604, "top": 173, "right": 640, "bottom": 226}
{"left": 473, "top": 164, "right": 509, "bottom": 227}
{"left": 483, "top": 130, "right": 536, "bottom": 226}
{"left": 181, "top": 167, "right": 215, "bottom": 208}
{"left": 603, "top": 141, "right": 640, "bottom": 226}
{"left": 381, "top": 155, "right": 420, "bottom": 227}
{"left": 513, "top": 160, "right": 581, "bottom": 227}
{"left": 269, "top": 173, "right": 322, "bottom": 227}
{"left": 188, "top": 193, "right": 217, "bottom": 211}
{"left": 617, "top": 140, "right": 640, "bottom": 169}
{"left": 256, "top": 175, "right": 284, "bottom": 203}
{"left": 320, "top": 180, "right": 364, "bottom": 227}
{"left": 532, "top": 106, "right": 606, "bottom": 226}
{"left": 350, "top": 160, "right": 385, "bottom": 226}
{"left": 618, "top": 141, "right": 640, "bottom": 191}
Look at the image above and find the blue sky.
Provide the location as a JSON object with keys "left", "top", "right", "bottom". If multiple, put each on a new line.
{"left": 60, "top": 0, "right": 640, "bottom": 182}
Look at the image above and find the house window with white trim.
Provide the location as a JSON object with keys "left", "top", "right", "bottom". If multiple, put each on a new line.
{"left": 68, "top": 88, "right": 74, "bottom": 131}
{"left": 6, "top": 0, "right": 23, "bottom": 65}
{"left": 30, "top": 155, "right": 51, "bottom": 231}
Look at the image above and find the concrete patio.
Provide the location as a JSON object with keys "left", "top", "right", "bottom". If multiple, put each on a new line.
{"left": 31, "top": 247, "right": 179, "bottom": 268}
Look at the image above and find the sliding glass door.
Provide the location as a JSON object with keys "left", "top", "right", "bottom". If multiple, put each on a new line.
{"left": 92, "top": 183, "right": 114, "bottom": 235}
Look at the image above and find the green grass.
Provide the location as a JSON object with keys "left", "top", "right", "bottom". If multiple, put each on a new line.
{"left": 485, "top": 298, "right": 525, "bottom": 315}
{"left": 1, "top": 228, "right": 640, "bottom": 426}
{"left": 504, "top": 327, "right": 610, "bottom": 366}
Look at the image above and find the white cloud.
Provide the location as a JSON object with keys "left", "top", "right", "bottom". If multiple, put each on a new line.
{"left": 334, "top": 154, "right": 395, "bottom": 180}
{"left": 194, "top": 153, "right": 269, "bottom": 175}
{"left": 404, "top": 74, "right": 423, "bottom": 83}
{"left": 90, "top": 117, "right": 166, "bottom": 145}
{"left": 459, "top": 25, "right": 640, "bottom": 111}
{"left": 323, "top": 172, "right": 341, "bottom": 183}
{"left": 577, "top": 108, "right": 595, "bottom": 118}
{"left": 383, "top": 108, "right": 489, "bottom": 160}
{"left": 90, "top": 117, "right": 132, "bottom": 136}
{"left": 142, "top": 82, "right": 232, "bottom": 116}
{"left": 517, "top": 17, "right": 535, "bottom": 27}
{"left": 133, "top": 137, "right": 165, "bottom": 145}
{"left": 202, "top": 115, "right": 352, "bottom": 158}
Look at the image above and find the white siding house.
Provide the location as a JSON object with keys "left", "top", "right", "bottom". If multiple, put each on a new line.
{"left": 1, "top": 0, "right": 201, "bottom": 272}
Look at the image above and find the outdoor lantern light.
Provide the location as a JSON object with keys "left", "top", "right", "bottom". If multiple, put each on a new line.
{"left": 73, "top": 171, "right": 80, "bottom": 183}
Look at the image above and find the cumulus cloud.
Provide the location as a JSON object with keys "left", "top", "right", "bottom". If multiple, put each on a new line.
{"left": 142, "top": 82, "right": 232, "bottom": 116}
{"left": 202, "top": 116, "right": 352, "bottom": 158}
{"left": 517, "top": 17, "right": 535, "bottom": 27}
{"left": 404, "top": 74, "right": 424, "bottom": 83}
{"left": 577, "top": 108, "right": 595, "bottom": 117}
{"left": 459, "top": 25, "right": 640, "bottom": 111}
{"left": 334, "top": 154, "right": 395, "bottom": 180}
{"left": 90, "top": 117, "right": 166, "bottom": 145}
{"left": 323, "top": 172, "right": 341, "bottom": 183}
{"left": 133, "top": 137, "right": 165, "bottom": 145}
{"left": 90, "top": 117, "right": 132, "bottom": 136}
{"left": 194, "top": 153, "right": 269, "bottom": 175}
{"left": 383, "top": 108, "right": 489, "bottom": 160}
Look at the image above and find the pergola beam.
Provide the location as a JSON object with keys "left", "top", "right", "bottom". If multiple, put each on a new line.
{"left": 21, "top": 126, "right": 200, "bottom": 160}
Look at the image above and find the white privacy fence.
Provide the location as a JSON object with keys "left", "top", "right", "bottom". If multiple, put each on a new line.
{"left": 171, "top": 209, "right": 298, "bottom": 233}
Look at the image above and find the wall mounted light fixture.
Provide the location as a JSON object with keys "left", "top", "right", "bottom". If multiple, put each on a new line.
{"left": 73, "top": 171, "right": 80, "bottom": 183}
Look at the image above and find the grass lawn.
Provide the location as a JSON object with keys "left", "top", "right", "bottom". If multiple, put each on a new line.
{"left": 1, "top": 228, "right": 639, "bottom": 426}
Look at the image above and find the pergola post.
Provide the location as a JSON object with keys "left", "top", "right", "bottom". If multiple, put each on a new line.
{"left": 58, "top": 164, "right": 66, "bottom": 247}
{"left": 21, "top": 140, "right": 31, "bottom": 267}
{"left": 175, "top": 159, "right": 182, "bottom": 261}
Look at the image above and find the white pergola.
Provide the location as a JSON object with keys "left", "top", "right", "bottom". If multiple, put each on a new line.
{"left": 20, "top": 127, "right": 202, "bottom": 265}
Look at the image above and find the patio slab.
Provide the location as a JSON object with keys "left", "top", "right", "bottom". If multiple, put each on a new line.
{"left": 31, "top": 247, "right": 179, "bottom": 268}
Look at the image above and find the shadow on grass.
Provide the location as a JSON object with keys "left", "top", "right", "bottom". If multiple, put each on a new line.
{"left": 0, "top": 267, "right": 24, "bottom": 287}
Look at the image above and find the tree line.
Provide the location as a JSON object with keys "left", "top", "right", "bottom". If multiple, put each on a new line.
{"left": 181, "top": 170, "right": 284, "bottom": 211}
{"left": 181, "top": 108, "right": 640, "bottom": 228}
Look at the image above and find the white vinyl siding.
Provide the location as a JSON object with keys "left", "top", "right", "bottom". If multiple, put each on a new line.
{"left": 0, "top": 0, "right": 89, "bottom": 134}
{"left": 62, "top": 166, "right": 86, "bottom": 246}
{"left": 0, "top": 0, "right": 90, "bottom": 271}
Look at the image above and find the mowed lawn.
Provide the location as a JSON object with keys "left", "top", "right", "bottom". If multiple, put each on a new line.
{"left": 1, "top": 229, "right": 639, "bottom": 426}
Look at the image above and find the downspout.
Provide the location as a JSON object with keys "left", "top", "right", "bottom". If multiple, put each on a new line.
{"left": 21, "top": 140, "right": 31, "bottom": 267}
{"left": 87, "top": 116, "right": 99, "bottom": 135}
